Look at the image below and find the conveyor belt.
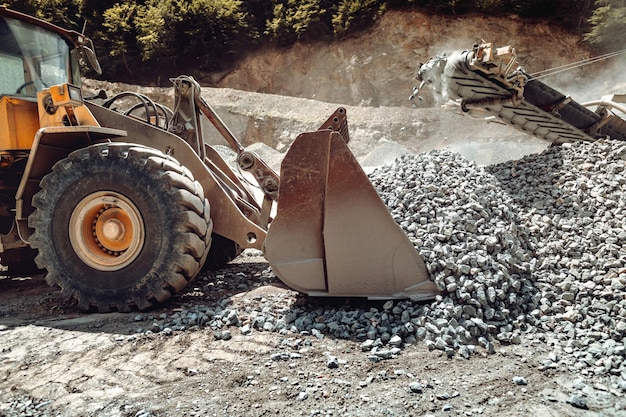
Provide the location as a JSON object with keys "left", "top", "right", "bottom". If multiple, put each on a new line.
{"left": 416, "top": 44, "right": 626, "bottom": 144}
{"left": 524, "top": 79, "right": 626, "bottom": 141}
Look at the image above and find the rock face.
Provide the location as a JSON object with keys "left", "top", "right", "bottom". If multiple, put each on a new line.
{"left": 211, "top": 10, "right": 588, "bottom": 108}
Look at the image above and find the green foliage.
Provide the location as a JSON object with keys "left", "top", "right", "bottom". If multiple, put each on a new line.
{"left": 0, "top": 0, "right": 607, "bottom": 81}
{"left": 133, "top": 0, "right": 254, "bottom": 72}
{"left": 265, "top": 0, "right": 332, "bottom": 44}
{"left": 332, "top": 0, "right": 386, "bottom": 36}
{"left": 133, "top": 1, "right": 167, "bottom": 63}
{"left": 100, "top": 2, "right": 141, "bottom": 75}
{"left": 584, "top": 0, "right": 626, "bottom": 52}
{"left": 3, "top": 0, "right": 81, "bottom": 29}
{"left": 243, "top": 0, "right": 275, "bottom": 30}
{"left": 183, "top": 0, "right": 257, "bottom": 61}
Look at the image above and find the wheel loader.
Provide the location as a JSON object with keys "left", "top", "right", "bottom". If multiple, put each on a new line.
{"left": 0, "top": 7, "right": 439, "bottom": 312}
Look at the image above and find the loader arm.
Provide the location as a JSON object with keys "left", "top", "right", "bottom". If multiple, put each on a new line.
{"left": 91, "top": 78, "right": 440, "bottom": 300}
{"left": 167, "top": 77, "right": 439, "bottom": 299}
{"left": 169, "top": 75, "right": 281, "bottom": 203}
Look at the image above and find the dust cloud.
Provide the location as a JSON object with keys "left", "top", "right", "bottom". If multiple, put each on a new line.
{"left": 535, "top": 50, "right": 626, "bottom": 107}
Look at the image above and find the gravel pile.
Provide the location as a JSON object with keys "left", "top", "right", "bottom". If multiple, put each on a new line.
{"left": 135, "top": 139, "right": 625, "bottom": 392}
{"left": 486, "top": 140, "right": 626, "bottom": 379}
{"left": 371, "top": 139, "right": 625, "bottom": 385}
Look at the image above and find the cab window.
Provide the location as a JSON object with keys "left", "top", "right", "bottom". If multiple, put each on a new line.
{"left": 0, "top": 15, "right": 72, "bottom": 96}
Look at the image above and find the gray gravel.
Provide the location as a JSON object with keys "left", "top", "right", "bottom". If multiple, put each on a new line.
{"left": 0, "top": 393, "right": 54, "bottom": 417}
{"left": 134, "top": 139, "right": 626, "bottom": 396}
{"left": 371, "top": 139, "right": 626, "bottom": 390}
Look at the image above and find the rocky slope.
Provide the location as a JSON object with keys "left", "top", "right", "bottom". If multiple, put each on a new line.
{"left": 209, "top": 10, "right": 591, "bottom": 108}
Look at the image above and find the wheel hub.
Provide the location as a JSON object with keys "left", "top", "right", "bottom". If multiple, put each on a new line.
{"left": 101, "top": 218, "right": 125, "bottom": 243}
{"left": 70, "top": 192, "right": 145, "bottom": 271}
{"left": 93, "top": 207, "right": 133, "bottom": 255}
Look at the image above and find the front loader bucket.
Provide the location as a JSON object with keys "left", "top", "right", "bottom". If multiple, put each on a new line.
{"left": 264, "top": 110, "right": 439, "bottom": 300}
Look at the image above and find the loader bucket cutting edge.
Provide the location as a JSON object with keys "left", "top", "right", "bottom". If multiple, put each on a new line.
{"left": 264, "top": 120, "right": 440, "bottom": 300}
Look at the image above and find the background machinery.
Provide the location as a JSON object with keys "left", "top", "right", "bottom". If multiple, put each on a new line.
{"left": 413, "top": 42, "right": 626, "bottom": 144}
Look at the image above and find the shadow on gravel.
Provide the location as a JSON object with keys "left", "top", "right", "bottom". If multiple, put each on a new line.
{"left": 0, "top": 258, "right": 428, "bottom": 340}
{"left": 0, "top": 273, "right": 78, "bottom": 317}
{"left": 0, "top": 260, "right": 285, "bottom": 336}
{"left": 486, "top": 144, "right": 572, "bottom": 221}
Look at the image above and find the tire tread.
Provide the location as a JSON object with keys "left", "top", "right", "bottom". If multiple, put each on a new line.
{"left": 29, "top": 143, "right": 212, "bottom": 312}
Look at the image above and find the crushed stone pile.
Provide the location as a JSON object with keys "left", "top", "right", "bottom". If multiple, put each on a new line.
{"left": 371, "top": 140, "right": 626, "bottom": 382}
{"left": 486, "top": 140, "right": 626, "bottom": 379}
{"left": 135, "top": 139, "right": 626, "bottom": 393}
{"left": 371, "top": 149, "right": 535, "bottom": 354}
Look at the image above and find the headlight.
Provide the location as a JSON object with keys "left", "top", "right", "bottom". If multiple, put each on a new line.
{"left": 50, "top": 83, "right": 83, "bottom": 107}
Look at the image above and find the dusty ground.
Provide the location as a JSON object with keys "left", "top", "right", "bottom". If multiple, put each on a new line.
{"left": 0, "top": 252, "right": 623, "bottom": 417}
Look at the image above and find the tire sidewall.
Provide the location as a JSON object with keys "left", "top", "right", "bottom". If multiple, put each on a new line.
{"left": 42, "top": 145, "right": 183, "bottom": 297}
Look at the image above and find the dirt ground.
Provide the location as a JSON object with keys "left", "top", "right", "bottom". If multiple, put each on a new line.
{"left": 0, "top": 250, "right": 623, "bottom": 417}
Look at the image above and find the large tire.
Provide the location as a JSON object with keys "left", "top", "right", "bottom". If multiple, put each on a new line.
{"left": 28, "top": 143, "right": 212, "bottom": 312}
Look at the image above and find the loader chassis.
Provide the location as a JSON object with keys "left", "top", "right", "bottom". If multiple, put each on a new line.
{"left": 0, "top": 11, "right": 81, "bottom": 248}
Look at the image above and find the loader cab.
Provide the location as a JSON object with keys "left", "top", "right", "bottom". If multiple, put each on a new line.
{"left": 0, "top": 8, "right": 96, "bottom": 152}
{"left": 0, "top": 11, "right": 81, "bottom": 98}
{"left": 0, "top": 7, "right": 91, "bottom": 235}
